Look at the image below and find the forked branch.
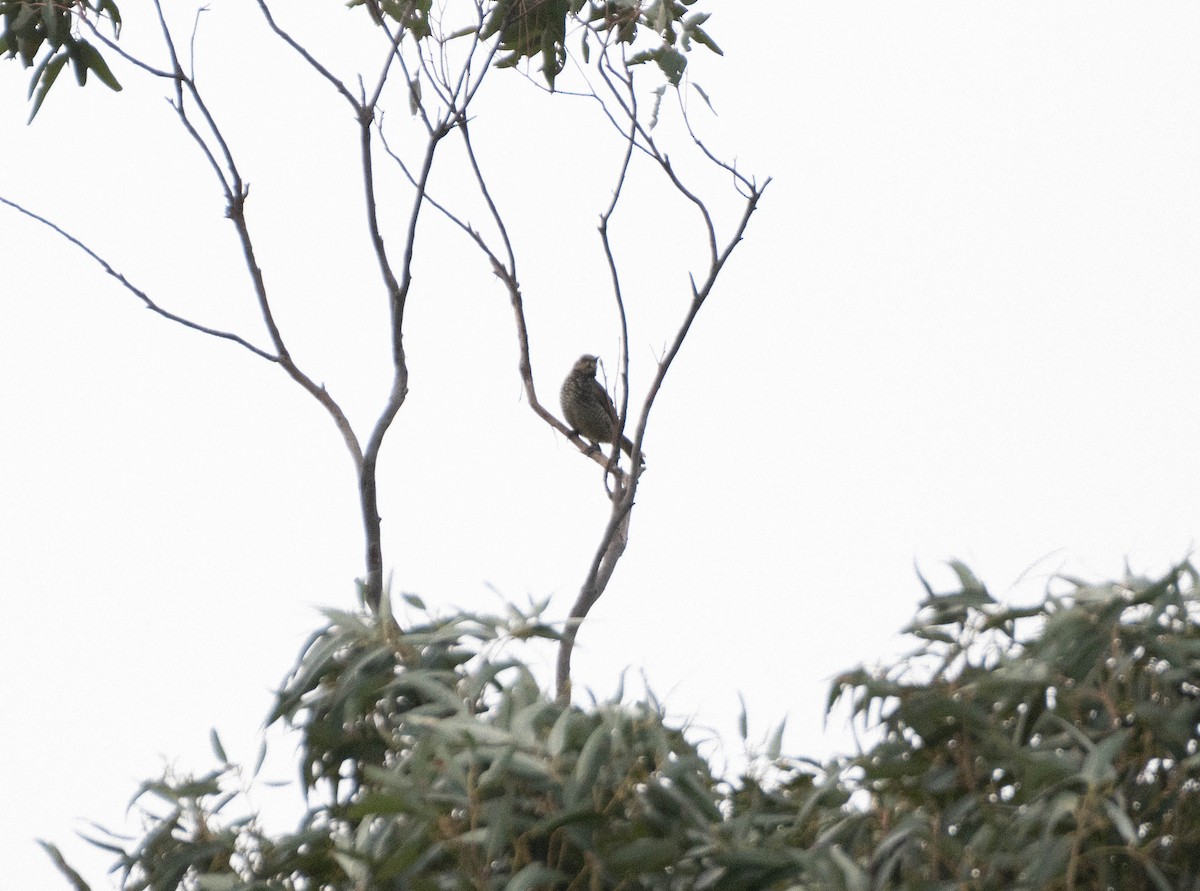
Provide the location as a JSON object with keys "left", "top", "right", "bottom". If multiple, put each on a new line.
{"left": 7, "top": 3, "right": 765, "bottom": 698}
{"left": 552, "top": 35, "right": 770, "bottom": 702}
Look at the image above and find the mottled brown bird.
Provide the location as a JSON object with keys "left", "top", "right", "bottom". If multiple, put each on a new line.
{"left": 560, "top": 354, "right": 635, "bottom": 458}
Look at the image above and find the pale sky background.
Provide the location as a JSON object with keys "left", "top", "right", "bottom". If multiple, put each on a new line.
{"left": 3, "top": 2, "right": 1199, "bottom": 887}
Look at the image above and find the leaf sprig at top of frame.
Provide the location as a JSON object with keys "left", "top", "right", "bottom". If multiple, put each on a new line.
{"left": 352, "top": 0, "right": 723, "bottom": 89}
{"left": 3, "top": 1, "right": 720, "bottom": 119}
{"left": 0, "top": 0, "right": 122, "bottom": 120}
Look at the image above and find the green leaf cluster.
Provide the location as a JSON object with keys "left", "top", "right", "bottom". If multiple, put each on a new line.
{"left": 52, "top": 563, "right": 1200, "bottom": 890}
{"left": 355, "top": 0, "right": 723, "bottom": 90}
{"left": 625, "top": 3, "right": 720, "bottom": 87}
{"left": 0, "top": 0, "right": 121, "bottom": 120}
{"left": 86, "top": 596, "right": 839, "bottom": 890}
{"left": 480, "top": 0, "right": 573, "bottom": 85}
{"left": 4, "top": 1, "right": 725, "bottom": 119}
{"left": 826, "top": 560, "right": 1200, "bottom": 889}
{"left": 345, "top": 0, "right": 433, "bottom": 41}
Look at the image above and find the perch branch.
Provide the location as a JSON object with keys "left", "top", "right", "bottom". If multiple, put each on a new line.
{"left": 553, "top": 42, "right": 771, "bottom": 701}
{"left": 555, "top": 68, "right": 645, "bottom": 702}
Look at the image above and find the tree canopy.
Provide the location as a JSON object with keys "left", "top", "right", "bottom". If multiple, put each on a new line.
{"left": 45, "top": 563, "right": 1200, "bottom": 890}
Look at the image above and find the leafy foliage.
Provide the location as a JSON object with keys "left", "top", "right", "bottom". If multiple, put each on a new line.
{"left": 0, "top": 0, "right": 121, "bottom": 119}
{"left": 826, "top": 560, "right": 1200, "bottom": 889}
{"left": 4, "top": 1, "right": 722, "bottom": 119}
{"left": 48, "top": 564, "right": 1200, "bottom": 890}
{"left": 87, "top": 595, "right": 833, "bottom": 890}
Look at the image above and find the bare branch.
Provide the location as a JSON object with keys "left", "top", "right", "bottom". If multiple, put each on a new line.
{"left": 149, "top": 9, "right": 365, "bottom": 469}
{"left": 224, "top": 194, "right": 365, "bottom": 470}
{"left": 150, "top": 0, "right": 185, "bottom": 105}
{"left": 458, "top": 121, "right": 517, "bottom": 275}
{"left": 363, "top": 14, "right": 411, "bottom": 112}
{"left": 188, "top": 7, "right": 205, "bottom": 80}
{"left": 81, "top": 21, "right": 174, "bottom": 79}
{"left": 148, "top": 2, "right": 240, "bottom": 202}
{"left": 554, "top": 174, "right": 769, "bottom": 700}
{"left": 555, "top": 490, "right": 634, "bottom": 704}
{"left": 675, "top": 88, "right": 759, "bottom": 198}
{"left": 86, "top": 5, "right": 367, "bottom": 473}
{"left": 0, "top": 196, "right": 276, "bottom": 361}
{"left": 412, "top": 35, "right": 455, "bottom": 113}
{"left": 596, "top": 71, "right": 640, "bottom": 476}
{"left": 253, "top": 0, "right": 359, "bottom": 107}
{"left": 458, "top": 143, "right": 624, "bottom": 472}
{"left": 630, "top": 177, "right": 772, "bottom": 455}
{"left": 379, "top": 114, "right": 617, "bottom": 474}
{"left": 548, "top": 25, "right": 771, "bottom": 699}
{"left": 356, "top": 80, "right": 454, "bottom": 607}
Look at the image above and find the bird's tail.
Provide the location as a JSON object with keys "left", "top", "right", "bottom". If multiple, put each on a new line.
{"left": 620, "top": 436, "right": 646, "bottom": 466}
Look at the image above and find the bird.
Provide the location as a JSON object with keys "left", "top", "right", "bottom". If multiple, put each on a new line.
{"left": 560, "top": 354, "right": 636, "bottom": 458}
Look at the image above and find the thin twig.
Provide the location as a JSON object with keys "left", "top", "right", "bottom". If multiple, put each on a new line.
{"left": 596, "top": 65, "right": 641, "bottom": 478}
{"left": 378, "top": 114, "right": 616, "bottom": 473}
{"left": 82, "top": 22, "right": 174, "bottom": 79}
{"left": 150, "top": 5, "right": 364, "bottom": 468}
{"left": 254, "top": 0, "right": 359, "bottom": 107}
{"left": 0, "top": 196, "right": 276, "bottom": 361}
{"left": 626, "top": 179, "right": 769, "bottom": 482}
{"left": 96, "top": 5, "right": 365, "bottom": 472}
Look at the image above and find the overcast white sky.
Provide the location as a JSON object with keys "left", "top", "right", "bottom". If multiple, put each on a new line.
{"left": 3, "top": 2, "right": 1199, "bottom": 887}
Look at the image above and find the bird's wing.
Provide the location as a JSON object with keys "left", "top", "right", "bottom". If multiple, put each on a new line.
{"left": 593, "top": 379, "right": 620, "bottom": 425}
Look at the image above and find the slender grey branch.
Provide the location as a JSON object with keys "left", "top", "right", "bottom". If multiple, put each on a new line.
{"left": 378, "top": 106, "right": 614, "bottom": 473}
{"left": 455, "top": 124, "right": 622, "bottom": 474}
{"left": 98, "top": 4, "right": 364, "bottom": 471}
{"left": 590, "top": 44, "right": 659, "bottom": 160}
{"left": 365, "top": 13, "right": 409, "bottom": 111}
{"left": 675, "top": 89, "right": 758, "bottom": 198}
{"left": 0, "top": 196, "right": 276, "bottom": 361}
{"left": 553, "top": 22, "right": 771, "bottom": 700}
{"left": 456, "top": 13, "right": 504, "bottom": 115}
{"left": 555, "top": 178, "right": 769, "bottom": 702}
{"left": 555, "top": 489, "right": 633, "bottom": 704}
{"left": 593, "top": 48, "right": 720, "bottom": 266}
{"left": 631, "top": 178, "right": 771, "bottom": 453}
{"left": 188, "top": 7, "right": 206, "bottom": 81}
{"left": 379, "top": 119, "right": 448, "bottom": 362}
{"left": 376, "top": 11, "right": 609, "bottom": 474}
{"left": 458, "top": 120, "right": 517, "bottom": 274}
{"left": 597, "top": 71, "right": 640, "bottom": 478}
{"left": 254, "top": 0, "right": 359, "bottom": 107}
{"left": 414, "top": 34, "right": 455, "bottom": 112}
{"left": 396, "top": 50, "right": 436, "bottom": 135}
{"left": 150, "top": 0, "right": 184, "bottom": 105}
{"left": 554, "top": 48, "right": 652, "bottom": 702}
{"left": 82, "top": 22, "right": 174, "bottom": 78}
{"left": 150, "top": 8, "right": 332, "bottom": 402}
{"left": 356, "top": 92, "right": 452, "bottom": 609}
{"left": 222, "top": 195, "right": 363, "bottom": 470}
{"left": 182, "top": 83, "right": 252, "bottom": 193}
{"left": 148, "top": 1, "right": 234, "bottom": 199}
{"left": 167, "top": 94, "right": 233, "bottom": 198}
